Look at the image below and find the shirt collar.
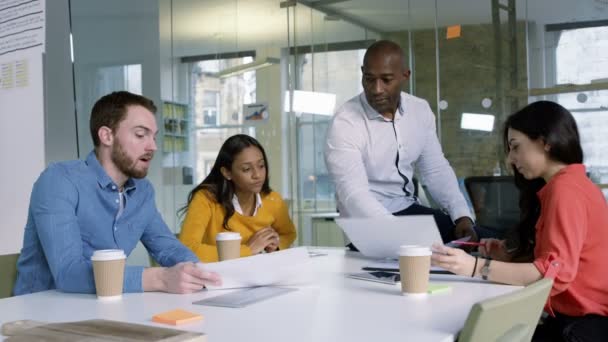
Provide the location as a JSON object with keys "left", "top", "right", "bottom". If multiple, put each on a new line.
{"left": 537, "top": 163, "right": 586, "bottom": 198}
{"left": 359, "top": 92, "right": 405, "bottom": 121}
{"left": 232, "top": 193, "right": 263, "bottom": 216}
{"left": 86, "top": 150, "right": 137, "bottom": 192}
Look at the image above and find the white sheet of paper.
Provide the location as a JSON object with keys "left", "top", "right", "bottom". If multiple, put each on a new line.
{"left": 197, "top": 247, "right": 314, "bottom": 290}
{"left": 336, "top": 215, "right": 443, "bottom": 259}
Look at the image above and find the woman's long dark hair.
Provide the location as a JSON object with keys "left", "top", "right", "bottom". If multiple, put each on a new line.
{"left": 180, "top": 134, "right": 272, "bottom": 229}
{"left": 503, "top": 101, "right": 583, "bottom": 261}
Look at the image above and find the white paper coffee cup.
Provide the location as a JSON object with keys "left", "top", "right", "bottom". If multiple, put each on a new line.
{"left": 216, "top": 232, "right": 242, "bottom": 261}
{"left": 398, "top": 245, "right": 431, "bottom": 297}
{"left": 91, "top": 249, "right": 126, "bottom": 301}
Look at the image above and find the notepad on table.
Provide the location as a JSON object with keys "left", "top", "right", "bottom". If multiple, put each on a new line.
{"left": 428, "top": 283, "right": 452, "bottom": 294}
{"left": 193, "top": 286, "right": 297, "bottom": 308}
{"left": 152, "top": 309, "right": 203, "bottom": 325}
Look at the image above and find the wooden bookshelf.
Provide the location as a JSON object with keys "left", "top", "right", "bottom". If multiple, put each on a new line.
{"left": 162, "top": 101, "right": 189, "bottom": 153}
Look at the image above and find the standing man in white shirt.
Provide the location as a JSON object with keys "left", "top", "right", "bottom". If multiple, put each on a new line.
{"left": 325, "top": 40, "right": 477, "bottom": 243}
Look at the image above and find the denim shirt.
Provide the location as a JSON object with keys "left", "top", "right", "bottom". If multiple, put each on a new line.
{"left": 13, "top": 151, "right": 199, "bottom": 295}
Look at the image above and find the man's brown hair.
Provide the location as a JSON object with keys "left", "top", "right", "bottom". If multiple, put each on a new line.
{"left": 89, "top": 91, "right": 157, "bottom": 147}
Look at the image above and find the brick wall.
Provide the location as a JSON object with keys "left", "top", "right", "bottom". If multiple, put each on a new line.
{"left": 385, "top": 22, "right": 528, "bottom": 178}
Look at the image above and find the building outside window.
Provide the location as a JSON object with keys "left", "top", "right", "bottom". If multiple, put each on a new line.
{"left": 202, "top": 91, "right": 220, "bottom": 126}
{"left": 191, "top": 57, "right": 257, "bottom": 184}
{"left": 295, "top": 49, "right": 365, "bottom": 211}
{"left": 545, "top": 25, "right": 608, "bottom": 199}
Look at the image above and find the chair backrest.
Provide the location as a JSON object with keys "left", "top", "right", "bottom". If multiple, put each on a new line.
{"left": 0, "top": 253, "right": 20, "bottom": 299}
{"left": 459, "top": 278, "right": 553, "bottom": 342}
{"left": 464, "top": 176, "right": 520, "bottom": 238}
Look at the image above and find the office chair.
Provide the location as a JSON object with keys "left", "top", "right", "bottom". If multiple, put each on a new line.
{"left": 0, "top": 253, "right": 20, "bottom": 299}
{"left": 464, "top": 176, "right": 520, "bottom": 239}
{"left": 458, "top": 278, "right": 553, "bottom": 342}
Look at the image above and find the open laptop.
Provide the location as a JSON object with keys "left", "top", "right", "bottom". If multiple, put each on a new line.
{"left": 335, "top": 215, "right": 442, "bottom": 259}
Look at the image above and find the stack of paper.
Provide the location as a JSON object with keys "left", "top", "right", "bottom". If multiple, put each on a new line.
{"left": 197, "top": 247, "right": 314, "bottom": 290}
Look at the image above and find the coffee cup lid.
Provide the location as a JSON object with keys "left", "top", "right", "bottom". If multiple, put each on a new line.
{"left": 91, "top": 249, "right": 126, "bottom": 261}
{"left": 216, "top": 232, "right": 242, "bottom": 241}
{"left": 399, "top": 245, "right": 431, "bottom": 256}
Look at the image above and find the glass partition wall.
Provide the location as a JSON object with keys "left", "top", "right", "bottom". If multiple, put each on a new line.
{"left": 69, "top": 0, "right": 608, "bottom": 254}
{"left": 283, "top": 2, "right": 383, "bottom": 246}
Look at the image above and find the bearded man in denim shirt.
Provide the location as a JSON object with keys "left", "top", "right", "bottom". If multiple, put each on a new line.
{"left": 14, "top": 91, "right": 221, "bottom": 295}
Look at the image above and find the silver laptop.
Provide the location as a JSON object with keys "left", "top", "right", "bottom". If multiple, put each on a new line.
{"left": 335, "top": 215, "right": 442, "bottom": 259}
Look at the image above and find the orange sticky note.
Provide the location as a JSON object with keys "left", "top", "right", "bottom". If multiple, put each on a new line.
{"left": 152, "top": 309, "right": 203, "bottom": 325}
{"left": 446, "top": 25, "right": 461, "bottom": 39}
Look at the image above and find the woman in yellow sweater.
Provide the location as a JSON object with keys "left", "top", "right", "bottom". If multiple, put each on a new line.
{"left": 179, "top": 134, "right": 297, "bottom": 262}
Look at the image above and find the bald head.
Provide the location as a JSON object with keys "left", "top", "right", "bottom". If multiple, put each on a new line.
{"left": 363, "top": 40, "right": 406, "bottom": 71}
{"left": 361, "top": 40, "right": 410, "bottom": 119}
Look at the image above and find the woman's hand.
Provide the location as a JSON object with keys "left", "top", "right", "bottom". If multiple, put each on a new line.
{"left": 264, "top": 228, "right": 280, "bottom": 253}
{"left": 431, "top": 243, "right": 477, "bottom": 277}
{"left": 246, "top": 227, "right": 279, "bottom": 254}
{"left": 479, "top": 238, "right": 511, "bottom": 261}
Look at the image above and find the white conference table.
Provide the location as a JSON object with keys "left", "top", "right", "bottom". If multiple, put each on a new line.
{"left": 0, "top": 247, "right": 519, "bottom": 342}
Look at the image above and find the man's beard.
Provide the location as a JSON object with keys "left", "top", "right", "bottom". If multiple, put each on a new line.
{"left": 111, "top": 139, "right": 152, "bottom": 179}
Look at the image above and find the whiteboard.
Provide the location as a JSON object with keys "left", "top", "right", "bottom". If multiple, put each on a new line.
{"left": 0, "top": 50, "right": 45, "bottom": 254}
{"left": 0, "top": 0, "right": 46, "bottom": 254}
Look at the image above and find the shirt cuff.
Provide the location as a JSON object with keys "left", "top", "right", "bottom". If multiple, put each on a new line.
{"left": 449, "top": 206, "right": 474, "bottom": 224}
{"left": 533, "top": 254, "right": 562, "bottom": 317}
{"left": 182, "top": 252, "right": 200, "bottom": 263}
{"left": 124, "top": 265, "right": 145, "bottom": 293}
{"left": 533, "top": 254, "right": 563, "bottom": 280}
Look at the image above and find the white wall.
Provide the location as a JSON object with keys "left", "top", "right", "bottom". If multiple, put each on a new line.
{"left": 0, "top": 50, "right": 45, "bottom": 255}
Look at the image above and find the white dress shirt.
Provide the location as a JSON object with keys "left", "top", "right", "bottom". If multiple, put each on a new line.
{"left": 325, "top": 92, "right": 471, "bottom": 221}
{"left": 232, "top": 193, "right": 263, "bottom": 216}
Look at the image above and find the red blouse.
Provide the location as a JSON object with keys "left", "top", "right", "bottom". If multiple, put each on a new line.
{"left": 533, "top": 164, "right": 608, "bottom": 316}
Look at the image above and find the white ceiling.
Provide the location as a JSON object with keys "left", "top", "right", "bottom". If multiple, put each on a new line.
{"left": 72, "top": 0, "right": 608, "bottom": 58}
{"left": 168, "top": 0, "right": 372, "bottom": 58}
{"left": 168, "top": 0, "right": 608, "bottom": 57}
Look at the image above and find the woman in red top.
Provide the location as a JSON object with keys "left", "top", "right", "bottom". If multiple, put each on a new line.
{"left": 432, "top": 101, "right": 608, "bottom": 341}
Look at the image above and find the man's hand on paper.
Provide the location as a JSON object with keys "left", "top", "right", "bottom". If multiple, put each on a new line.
{"left": 157, "top": 262, "right": 221, "bottom": 294}
{"left": 197, "top": 247, "right": 313, "bottom": 290}
{"left": 247, "top": 227, "right": 279, "bottom": 254}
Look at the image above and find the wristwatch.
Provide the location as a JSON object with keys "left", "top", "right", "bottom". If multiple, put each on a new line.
{"left": 480, "top": 258, "right": 492, "bottom": 280}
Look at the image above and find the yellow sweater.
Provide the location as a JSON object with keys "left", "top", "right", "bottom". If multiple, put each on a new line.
{"left": 179, "top": 190, "right": 297, "bottom": 262}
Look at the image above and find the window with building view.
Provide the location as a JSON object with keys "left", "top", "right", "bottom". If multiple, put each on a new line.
{"left": 191, "top": 57, "right": 257, "bottom": 184}
{"left": 552, "top": 25, "right": 608, "bottom": 195}
{"left": 296, "top": 49, "right": 365, "bottom": 211}
{"left": 202, "top": 91, "right": 220, "bottom": 126}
